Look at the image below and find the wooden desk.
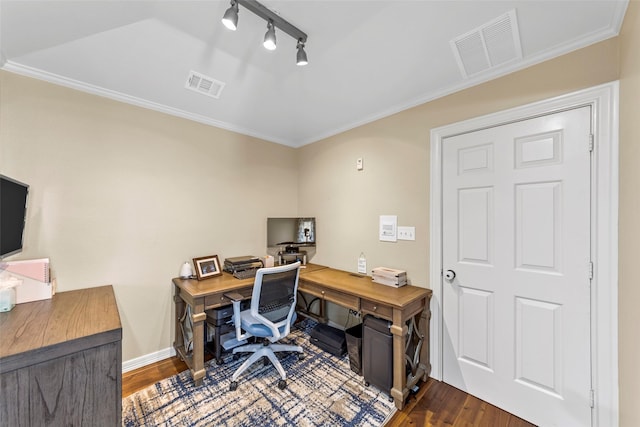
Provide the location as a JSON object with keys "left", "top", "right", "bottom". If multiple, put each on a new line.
{"left": 0, "top": 285, "right": 122, "bottom": 425}
{"left": 172, "top": 264, "right": 431, "bottom": 410}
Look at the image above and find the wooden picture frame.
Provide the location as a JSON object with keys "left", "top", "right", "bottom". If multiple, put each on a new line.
{"left": 192, "top": 255, "right": 222, "bottom": 280}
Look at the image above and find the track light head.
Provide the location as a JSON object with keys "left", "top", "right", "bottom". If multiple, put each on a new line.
{"left": 222, "top": 0, "right": 308, "bottom": 66}
{"left": 222, "top": 1, "right": 239, "bottom": 31}
{"left": 263, "top": 20, "right": 276, "bottom": 50}
{"left": 296, "top": 40, "right": 308, "bottom": 66}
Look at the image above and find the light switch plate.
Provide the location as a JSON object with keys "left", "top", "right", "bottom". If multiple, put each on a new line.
{"left": 398, "top": 226, "right": 415, "bottom": 241}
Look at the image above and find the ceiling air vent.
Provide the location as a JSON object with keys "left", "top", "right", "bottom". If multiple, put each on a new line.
{"left": 451, "top": 10, "right": 522, "bottom": 78}
{"left": 185, "top": 70, "right": 225, "bottom": 99}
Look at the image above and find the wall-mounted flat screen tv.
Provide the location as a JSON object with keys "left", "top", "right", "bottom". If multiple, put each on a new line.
{"left": 267, "top": 217, "right": 316, "bottom": 248}
{"left": 1, "top": 175, "right": 29, "bottom": 258}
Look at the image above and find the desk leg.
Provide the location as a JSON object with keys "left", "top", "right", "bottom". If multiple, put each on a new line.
{"left": 173, "top": 288, "right": 207, "bottom": 386}
{"left": 173, "top": 285, "right": 185, "bottom": 359}
{"left": 191, "top": 298, "right": 207, "bottom": 386}
{"left": 388, "top": 297, "right": 432, "bottom": 411}
{"left": 419, "top": 304, "right": 432, "bottom": 380}
{"left": 390, "top": 309, "right": 409, "bottom": 410}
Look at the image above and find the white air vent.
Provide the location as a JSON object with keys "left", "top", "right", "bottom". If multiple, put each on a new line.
{"left": 451, "top": 10, "right": 522, "bottom": 78}
{"left": 185, "top": 70, "right": 225, "bottom": 99}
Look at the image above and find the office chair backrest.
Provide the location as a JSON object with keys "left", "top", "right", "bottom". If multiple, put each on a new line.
{"left": 250, "top": 262, "right": 301, "bottom": 340}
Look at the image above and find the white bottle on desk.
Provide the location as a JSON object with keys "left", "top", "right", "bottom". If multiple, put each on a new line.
{"left": 358, "top": 253, "right": 367, "bottom": 274}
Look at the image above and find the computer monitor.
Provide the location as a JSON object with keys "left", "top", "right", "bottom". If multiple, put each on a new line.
{"left": 267, "top": 217, "right": 316, "bottom": 250}
{"left": 1, "top": 175, "right": 29, "bottom": 258}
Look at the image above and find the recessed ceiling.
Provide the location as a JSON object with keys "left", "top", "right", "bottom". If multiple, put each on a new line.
{"left": 0, "top": 0, "right": 628, "bottom": 147}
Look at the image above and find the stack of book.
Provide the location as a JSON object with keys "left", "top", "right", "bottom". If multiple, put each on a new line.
{"left": 371, "top": 267, "right": 408, "bottom": 288}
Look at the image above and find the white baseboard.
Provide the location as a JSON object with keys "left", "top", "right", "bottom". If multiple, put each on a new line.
{"left": 123, "top": 347, "right": 176, "bottom": 373}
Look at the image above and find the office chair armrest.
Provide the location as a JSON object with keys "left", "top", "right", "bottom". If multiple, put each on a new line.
{"left": 226, "top": 292, "right": 251, "bottom": 341}
{"left": 224, "top": 292, "right": 245, "bottom": 301}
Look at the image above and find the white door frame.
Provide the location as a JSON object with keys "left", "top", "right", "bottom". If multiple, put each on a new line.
{"left": 429, "top": 82, "right": 619, "bottom": 427}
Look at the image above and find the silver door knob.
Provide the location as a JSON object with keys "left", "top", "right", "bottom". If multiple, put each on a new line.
{"left": 444, "top": 270, "right": 456, "bottom": 281}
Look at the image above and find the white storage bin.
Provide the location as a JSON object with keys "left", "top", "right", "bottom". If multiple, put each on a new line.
{"left": 0, "top": 279, "right": 21, "bottom": 312}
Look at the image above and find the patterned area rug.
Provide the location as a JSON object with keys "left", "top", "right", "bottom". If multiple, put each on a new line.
{"left": 122, "top": 319, "right": 396, "bottom": 426}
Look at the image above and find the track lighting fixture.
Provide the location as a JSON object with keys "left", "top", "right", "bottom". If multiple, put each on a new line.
{"left": 221, "top": 0, "right": 308, "bottom": 66}
{"left": 221, "top": 1, "right": 239, "bottom": 31}
{"left": 296, "top": 40, "right": 308, "bottom": 66}
{"left": 263, "top": 20, "right": 276, "bottom": 51}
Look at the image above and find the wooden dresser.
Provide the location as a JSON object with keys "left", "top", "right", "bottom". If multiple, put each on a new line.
{"left": 0, "top": 285, "right": 122, "bottom": 426}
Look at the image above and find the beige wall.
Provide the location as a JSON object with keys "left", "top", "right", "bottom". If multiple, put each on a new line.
{"left": 0, "top": 72, "right": 299, "bottom": 361}
{"left": 619, "top": 1, "right": 640, "bottom": 425}
{"left": 299, "top": 37, "right": 619, "bottom": 287}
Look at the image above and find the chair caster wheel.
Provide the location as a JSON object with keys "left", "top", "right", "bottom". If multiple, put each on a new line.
{"left": 215, "top": 358, "right": 223, "bottom": 365}
{"left": 365, "top": 381, "right": 370, "bottom": 387}
{"left": 278, "top": 379, "right": 287, "bottom": 390}
{"left": 233, "top": 354, "right": 240, "bottom": 361}
{"left": 388, "top": 396, "right": 394, "bottom": 403}
{"left": 298, "top": 353, "right": 305, "bottom": 360}
{"left": 229, "top": 381, "right": 238, "bottom": 391}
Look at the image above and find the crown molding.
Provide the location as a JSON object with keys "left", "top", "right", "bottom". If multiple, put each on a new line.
{"left": 2, "top": 9, "right": 624, "bottom": 150}
{"left": 296, "top": 21, "right": 623, "bottom": 147}
{"left": 0, "top": 61, "right": 298, "bottom": 148}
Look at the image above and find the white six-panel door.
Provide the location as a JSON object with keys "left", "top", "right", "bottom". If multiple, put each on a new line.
{"left": 442, "top": 106, "right": 592, "bottom": 426}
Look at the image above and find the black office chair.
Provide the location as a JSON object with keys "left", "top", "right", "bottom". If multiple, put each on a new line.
{"left": 226, "top": 262, "right": 304, "bottom": 391}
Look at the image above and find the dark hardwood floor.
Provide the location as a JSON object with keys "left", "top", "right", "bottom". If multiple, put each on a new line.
{"left": 122, "top": 356, "right": 536, "bottom": 426}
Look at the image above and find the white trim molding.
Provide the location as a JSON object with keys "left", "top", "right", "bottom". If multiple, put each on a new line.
{"left": 0, "top": 61, "right": 295, "bottom": 148}
{"left": 122, "top": 346, "right": 176, "bottom": 373}
{"left": 429, "top": 81, "right": 619, "bottom": 427}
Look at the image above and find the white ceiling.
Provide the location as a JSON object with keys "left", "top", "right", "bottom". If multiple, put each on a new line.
{"left": 0, "top": 0, "right": 628, "bottom": 147}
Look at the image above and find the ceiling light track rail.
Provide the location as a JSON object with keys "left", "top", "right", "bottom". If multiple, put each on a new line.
{"left": 237, "top": 0, "right": 307, "bottom": 44}
{"left": 222, "top": 0, "right": 309, "bottom": 66}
